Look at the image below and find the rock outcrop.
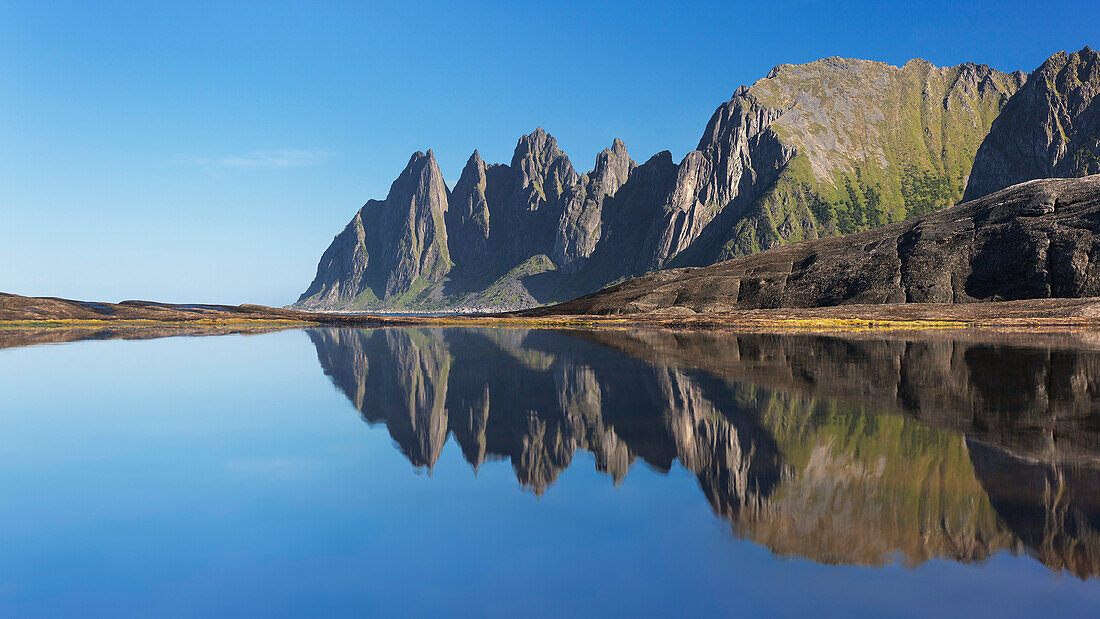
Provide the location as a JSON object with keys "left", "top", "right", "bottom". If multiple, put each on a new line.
{"left": 546, "top": 175, "right": 1100, "bottom": 314}
{"left": 964, "top": 46, "right": 1100, "bottom": 201}
{"left": 444, "top": 150, "right": 492, "bottom": 275}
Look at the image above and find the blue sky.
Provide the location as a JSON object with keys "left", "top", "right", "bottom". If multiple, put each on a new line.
{"left": 1, "top": 0, "right": 1096, "bottom": 306}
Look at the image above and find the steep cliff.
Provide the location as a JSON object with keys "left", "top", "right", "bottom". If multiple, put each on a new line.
{"left": 552, "top": 138, "right": 636, "bottom": 272}
{"left": 965, "top": 46, "right": 1100, "bottom": 201}
{"left": 297, "top": 150, "right": 451, "bottom": 309}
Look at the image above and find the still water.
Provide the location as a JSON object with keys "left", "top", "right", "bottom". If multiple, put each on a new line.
{"left": 1, "top": 326, "right": 1099, "bottom": 616}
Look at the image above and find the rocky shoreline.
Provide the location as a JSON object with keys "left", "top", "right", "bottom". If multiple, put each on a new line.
{"left": 8, "top": 291, "right": 1100, "bottom": 335}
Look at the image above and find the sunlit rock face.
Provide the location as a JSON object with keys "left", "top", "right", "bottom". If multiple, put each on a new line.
{"left": 308, "top": 326, "right": 1100, "bottom": 576}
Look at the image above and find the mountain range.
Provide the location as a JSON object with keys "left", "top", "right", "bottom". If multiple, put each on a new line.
{"left": 295, "top": 47, "right": 1099, "bottom": 312}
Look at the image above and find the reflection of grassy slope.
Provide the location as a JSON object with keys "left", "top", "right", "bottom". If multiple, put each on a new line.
{"left": 731, "top": 384, "right": 1017, "bottom": 566}
{"left": 711, "top": 59, "right": 1021, "bottom": 261}
{"left": 476, "top": 327, "right": 557, "bottom": 371}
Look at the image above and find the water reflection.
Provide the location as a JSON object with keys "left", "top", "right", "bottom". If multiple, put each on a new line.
{"left": 308, "top": 327, "right": 1100, "bottom": 578}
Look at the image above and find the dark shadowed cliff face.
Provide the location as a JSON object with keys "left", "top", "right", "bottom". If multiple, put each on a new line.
{"left": 443, "top": 150, "right": 491, "bottom": 276}
{"left": 965, "top": 47, "right": 1100, "bottom": 201}
{"left": 307, "top": 326, "right": 1100, "bottom": 576}
{"left": 547, "top": 175, "right": 1100, "bottom": 314}
{"left": 295, "top": 53, "right": 1028, "bottom": 312}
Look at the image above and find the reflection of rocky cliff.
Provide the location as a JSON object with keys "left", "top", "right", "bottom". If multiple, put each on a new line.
{"left": 308, "top": 327, "right": 1100, "bottom": 577}
{"left": 309, "top": 327, "right": 782, "bottom": 504}
{"left": 576, "top": 330, "right": 1100, "bottom": 465}
{"left": 969, "top": 441, "right": 1100, "bottom": 578}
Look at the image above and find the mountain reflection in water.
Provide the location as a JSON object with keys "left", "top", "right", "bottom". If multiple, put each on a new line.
{"left": 308, "top": 327, "right": 1100, "bottom": 578}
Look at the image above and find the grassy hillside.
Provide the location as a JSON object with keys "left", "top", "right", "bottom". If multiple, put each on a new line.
{"left": 702, "top": 58, "right": 1024, "bottom": 261}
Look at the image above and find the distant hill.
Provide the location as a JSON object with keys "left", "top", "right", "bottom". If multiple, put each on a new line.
{"left": 295, "top": 48, "right": 1098, "bottom": 312}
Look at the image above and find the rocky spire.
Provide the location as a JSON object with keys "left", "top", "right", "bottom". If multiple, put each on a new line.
{"left": 510, "top": 127, "right": 578, "bottom": 209}
{"left": 498, "top": 128, "right": 583, "bottom": 262}
{"left": 645, "top": 88, "right": 789, "bottom": 270}
{"left": 552, "top": 138, "right": 637, "bottom": 270}
{"left": 446, "top": 150, "right": 492, "bottom": 273}
{"left": 591, "top": 138, "right": 636, "bottom": 197}
{"left": 375, "top": 149, "right": 452, "bottom": 298}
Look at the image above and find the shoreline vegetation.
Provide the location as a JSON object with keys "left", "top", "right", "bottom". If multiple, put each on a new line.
{"left": 6, "top": 292, "right": 1100, "bottom": 335}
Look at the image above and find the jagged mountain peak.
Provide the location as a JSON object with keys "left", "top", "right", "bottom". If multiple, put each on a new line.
{"left": 390, "top": 149, "right": 447, "bottom": 196}
{"left": 387, "top": 149, "right": 448, "bottom": 211}
{"left": 458, "top": 149, "right": 486, "bottom": 181}
{"left": 510, "top": 128, "right": 579, "bottom": 208}
{"left": 646, "top": 150, "right": 675, "bottom": 167}
{"left": 591, "top": 138, "right": 635, "bottom": 181}
{"left": 595, "top": 137, "right": 630, "bottom": 167}
{"left": 512, "top": 127, "right": 560, "bottom": 163}
{"left": 548, "top": 139, "right": 638, "bottom": 272}
{"left": 695, "top": 84, "right": 779, "bottom": 153}
{"left": 1038, "top": 45, "right": 1097, "bottom": 71}
{"left": 446, "top": 150, "right": 492, "bottom": 275}
{"left": 375, "top": 148, "right": 451, "bottom": 298}
{"left": 403, "top": 148, "right": 437, "bottom": 165}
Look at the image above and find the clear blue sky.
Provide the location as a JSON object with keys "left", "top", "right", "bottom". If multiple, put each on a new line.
{"left": 1, "top": 0, "right": 1096, "bottom": 306}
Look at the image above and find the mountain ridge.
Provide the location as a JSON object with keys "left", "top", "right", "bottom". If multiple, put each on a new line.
{"left": 295, "top": 47, "right": 1098, "bottom": 312}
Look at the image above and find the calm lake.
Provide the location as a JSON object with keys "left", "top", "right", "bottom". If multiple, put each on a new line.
{"left": 2, "top": 326, "right": 1100, "bottom": 617}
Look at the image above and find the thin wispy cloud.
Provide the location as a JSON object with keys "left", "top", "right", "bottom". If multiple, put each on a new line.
{"left": 192, "top": 148, "right": 334, "bottom": 168}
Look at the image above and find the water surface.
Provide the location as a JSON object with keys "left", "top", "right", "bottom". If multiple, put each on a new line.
{"left": 1, "top": 326, "right": 1099, "bottom": 616}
